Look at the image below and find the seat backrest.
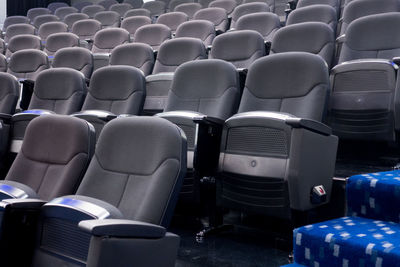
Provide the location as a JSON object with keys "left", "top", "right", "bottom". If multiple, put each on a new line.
{"left": 287, "top": 5, "right": 337, "bottom": 33}
{"left": 243, "top": 0, "right": 275, "bottom": 11}
{"left": 270, "top": 22, "right": 335, "bottom": 68}
{"left": 124, "top": 0, "right": 144, "bottom": 9}
{"left": 94, "top": 11, "right": 121, "bottom": 28}
{"left": 0, "top": 72, "right": 19, "bottom": 114}
{"left": 72, "top": 1, "right": 93, "bottom": 12}
{"left": 230, "top": 2, "right": 270, "bottom": 28}
{"left": 6, "top": 115, "right": 95, "bottom": 201}
{"left": 209, "top": 0, "right": 237, "bottom": 15}
{"left": 153, "top": 37, "right": 206, "bottom": 73}
{"left": 28, "top": 68, "right": 86, "bottom": 114}
{"left": 76, "top": 116, "right": 186, "bottom": 226}
{"left": 110, "top": 43, "right": 154, "bottom": 75}
{"left": 82, "top": 65, "right": 145, "bottom": 115}
{"left": 48, "top": 2, "right": 69, "bottom": 13}
{"left": 121, "top": 16, "right": 152, "bottom": 36}
{"left": 110, "top": 3, "right": 133, "bottom": 17}
{"left": 27, "top": 8, "right": 51, "bottom": 21}
{"left": 53, "top": 47, "right": 94, "bottom": 80}
{"left": 193, "top": 7, "right": 228, "bottom": 32}
{"left": 38, "top": 21, "right": 68, "bottom": 40}
{"left": 44, "top": 32, "right": 80, "bottom": 56}
{"left": 174, "top": 3, "right": 202, "bottom": 19}
{"left": 156, "top": 12, "right": 188, "bottom": 32}
{"left": 4, "top": 23, "right": 36, "bottom": 43}
{"left": 124, "top": 8, "right": 151, "bottom": 18}
{"left": 82, "top": 4, "right": 106, "bottom": 18}
{"left": 92, "top": 28, "right": 130, "bottom": 53}
{"left": 7, "top": 49, "right": 49, "bottom": 81}
{"left": 63, "top": 13, "right": 90, "bottom": 29}
{"left": 236, "top": 12, "right": 280, "bottom": 41}
{"left": 54, "top": 6, "right": 79, "bottom": 20}
{"left": 133, "top": 24, "right": 171, "bottom": 50}
{"left": 210, "top": 30, "right": 266, "bottom": 69}
{"left": 169, "top": 0, "right": 194, "bottom": 11}
{"left": 33, "top": 14, "right": 60, "bottom": 29}
{"left": 199, "top": 0, "right": 215, "bottom": 7}
{"left": 98, "top": 0, "right": 119, "bottom": 9}
{"left": 296, "top": 0, "right": 339, "bottom": 14}
{"left": 239, "top": 52, "right": 329, "bottom": 121}
{"left": 6, "top": 34, "right": 42, "bottom": 58}
{"left": 339, "top": 12, "right": 400, "bottom": 63}
{"left": 142, "top": 1, "right": 166, "bottom": 17}
{"left": 0, "top": 54, "right": 7, "bottom": 72}
{"left": 340, "top": 0, "right": 400, "bottom": 35}
{"left": 71, "top": 19, "right": 102, "bottom": 40}
{"left": 175, "top": 20, "right": 216, "bottom": 46}
{"left": 164, "top": 59, "right": 240, "bottom": 120}
{"left": 3, "top": 16, "right": 30, "bottom": 31}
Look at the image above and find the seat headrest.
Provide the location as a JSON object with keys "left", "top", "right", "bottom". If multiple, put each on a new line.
{"left": 8, "top": 49, "right": 48, "bottom": 73}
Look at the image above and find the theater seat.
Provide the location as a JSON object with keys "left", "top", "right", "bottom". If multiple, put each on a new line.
{"left": 142, "top": 1, "right": 166, "bottom": 18}
{"left": 94, "top": 10, "right": 121, "bottom": 28}
{"left": 133, "top": 24, "right": 171, "bottom": 51}
{"left": 5, "top": 34, "right": 42, "bottom": 58}
{"left": 98, "top": 0, "right": 119, "bottom": 10}
{"left": 27, "top": 8, "right": 51, "bottom": 22}
{"left": 72, "top": 1, "right": 93, "bottom": 12}
{"left": 29, "top": 116, "right": 186, "bottom": 267}
{"left": 3, "top": 23, "right": 35, "bottom": 43}
{"left": 157, "top": 59, "right": 240, "bottom": 203}
{"left": 0, "top": 115, "right": 95, "bottom": 267}
{"left": 175, "top": 20, "right": 216, "bottom": 47}
{"left": 144, "top": 37, "right": 206, "bottom": 115}
{"left": 169, "top": 0, "right": 193, "bottom": 12}
{"left": 54, "top": 6, "right": 78, "bottom": 20}
{"left": 47, "top": 2, "right": 69, "bottom": 13}
{"left": 296, "top": 0, "right": 339, "bottom": 15}
{"left": 124, "top": 0, "right": 144, "bottom": 9}
{"left": 156, "top": 12, "right": 188, "bottom": 34}
{"left": 53, "top": 47, "right": 94, "bottom": 81}
{"left": 110, "top": 43, "right": 154, "bottom": 75}
{"left": 71, "top": 19, "right": 102, "bottom": 49}
{"left": 0, "top": 54, "right": 7, "bottom": 72}
{"left": 230, "top": 2, "right": 270, "bottom": 29}
{"left": 37, "top": 21, "right": 68, "bottom": 43}
{"left": 2, "top": 16, "right": 30, "bottom": 33}
{"left": 63, "top": 13, "right": 89, "bottom": 30}
{"left": 110, "top": 3, "right": 133, "bottom": 18}
{"left": 217, "top": 52, "right": 338, "bottom": 220}
{"left": 72, "top": 65, "right": 145, "bottom": 139}
{"left": 174, "top": 3, "right": 202, "bottom": 19}
{"left": 235, "top": 12, "right": 281, "bottom": 42}
{"left": 209, "top": 0, "right": 237, "bottom": 16}
{"left": 32, "top": 14, "right": 59, "bottom": 29}
{"left": 44, "top": 32, "right": 80, "bottom": 58}
{"left": 82, "top": 4, "right": 106, "bottom": 19}
{"left": 193, "top": 7, "right": 229, "bottom": 33}
{"left": 121, "top": 16, "right": 152, "bottom": 39}
{"left": 124, "top": 8, "right": 151, "bottom": 18}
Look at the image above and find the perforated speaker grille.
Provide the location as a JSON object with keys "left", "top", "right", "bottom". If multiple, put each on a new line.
{"left": 178, "top": 124, "right": 196, "bottom": 149}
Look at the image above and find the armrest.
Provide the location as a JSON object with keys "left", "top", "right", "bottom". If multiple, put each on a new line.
{"left": 85, "top": 38, "right": 93, "bottom": 44}
{"left": 156, "top": 110, "right": 205, "bottom": 121}
{"left": 11, "top": 110, "right": 55, "bottom": 122}
{"left": 0, "top": 113, "right": 12, "bottom": 123}
{"left": 335, "top": 34, "right": 345, "bottom": 43}
{"left": 92, "top": 53, "right": 110, "bottom": 58}
{"left": 264, "top": 41, "right": 271, "bottom": 54}
{"left": 0, "top": 181, "right": 39, "bottom": 200}
{"left": 71, "top": 110, "right": 117, "bottom": 122}
{"left": 285, "top": 118, "right": 332, "bottom": 136}
{"left": 145, "top": 72, "right": 174, "bottom": 83}
{"left": 332, "top": 59, "right": 398, "bottom": 74}
{"left": 79, "top": 219, "right": 166, "bottom": 238}
{"left": 18, "top": 79, "right": 34, "bottom": 87}
{"left": 237, "top": 68, "right": 248, "bottom": 75}
{"left": 193, "top": 116, "right": 224, "bottom": 127}
{"left": 216, "top": 29, "right": 224, "bottom": 35}
{"left": 0, "top": 198, "right": 46, "bottom": 210}
{"left": 393, "top": 57, "right": 400, "bottom": 65}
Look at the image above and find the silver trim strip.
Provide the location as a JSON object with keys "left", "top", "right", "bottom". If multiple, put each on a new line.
{"left": 45, "top": 197, "right": 111, "bottom": 219}
{"left": 0, "top": 184, "right": 28, "bottom": 199}
{"left": 226, "top": 111, "right": 296, "bottom": 123}
{"left": 10, "top": 140, "right": 22, "bottom": 153}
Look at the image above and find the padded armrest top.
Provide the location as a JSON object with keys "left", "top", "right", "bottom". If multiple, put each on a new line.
{"left": 285, "top": 117, "right": 332, "bottom": 136}
{"left": 0, "top": 180, "right": 38, "bottom": 200}
{"left": 72, "top": 110, "right": 117, "bottom": 122}
{"left": 0, "top": 113, "right": 12, "bottom": 122}
{"left": 333, "top": 59, "right": 398, "bottom": 73}
{"left": 12, "top": 110, "right": 55, "bottom": 122}
{"left": 156, "top": 110, "right": 205, "bottom": 120}
{"left": 0, "top": 198, "right": 46, "bottom": 209}
{"left": 146, "top": 72, "right": 174, "bottom": 82}
{"left": 79, "top": 219, "right": 166, "bottom": 238}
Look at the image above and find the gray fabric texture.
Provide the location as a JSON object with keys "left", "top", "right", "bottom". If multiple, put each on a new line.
{"left": 7, "top": 49, "right": 49, "bottom": 81}
{"left": 236, "top": 12, "right": 280, "bottom": 42}
{"left": 6, "top": 34, "right": 42, "bottom": 58}
{"left": 82, "top": 5, "right": 106, "bottom": 18}
{"left": 0, "top": 72, "right": 19, "bottom": 114}
{"left": 94, "top": 11, "right": 121, "bottom": 28}
{"left": 48, "top": 2, "right": 69, "bottom": 13}
{"left": 44, "top": 32, "right": 80, "bottom": 56}
{"left": 72, "top": 1, "right": 93, "bottom": 12}
{"left": 0, "top": 54, "right": 6, "bottom": 72}
{"left": 142, "top": 1, "right": 166, "bottom": 17}
{"left": 174, "top": 3, "right": 202, "bottom": 19}
{"left": 92, "top": 28, "right": 130, "bottom": 53}
{"left": 53, "top": 47, "right": 94, "bottom": 80}
{"left": 54, "top": 7, "right": 78, "bottom": 20}
{"left": 71, "top": 19, "right": 102, "bottom": 40}
{"left": 230, "top": 2, "right": 270, "bottom": 28}
{"left": 63, "top": 13, "right": 90, "bottom": 29}
{"left": 110, "top": 3, "right": 133, "bottom": 17}
{"left": 110, "top": 43, "right": 154, "bottom": 75}
{"left": 124, "top": 0, "right": 144, "bottom": 9}
{"left": 33, "top": 14, "right": 60, "bottom": 29}
{"left": 239, "top": 52, "right": 329, "bottom": 121}
{"left": 209, "top": 0, "right": 237, "bottom": 14}
{"left": 124, "top": 8, "right": 151, "bottom": 18}
{"left": 121, "top": 16, "right": 152, "bottom": 36}
{"left": 193, "top": 7, "right": 228, "bottom": 32}
{"left": 169, "top": 0, "right": 194, "bottom": 11}
{"left": 133, "top": 24, "right": 171, "bottom": 50}
{"left": 286, "top": 5, "right": 337, "bottom": 32}
{"left": 27, "top": 8, "right": 51, "bottom": 21}
{"left": 175, "top": 20, "right": 215, "bottom": 46}
{"left": 98, "top": 0, "right": 119, "bottom": 9}
{"left": 4, "top": 23, "right": 36, "bottom": 43}
{"left": 156, "top": 12, "right": 188, "bottom": 32}
{"left": 38, "top": 21, "right": 68, "bottom": 40}
{"left": 3, "top": 16, "right": 30, "bottom": 31}
{"left": 296, "top": 0, "right": 339, "bottom": 14}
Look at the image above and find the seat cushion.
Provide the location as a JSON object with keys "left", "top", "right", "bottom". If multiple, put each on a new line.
{"left": 294, "top": 216, "right": 400, "bottom": 267}
{"left": 347, "top": 170, "right": 400, "bottom": 223}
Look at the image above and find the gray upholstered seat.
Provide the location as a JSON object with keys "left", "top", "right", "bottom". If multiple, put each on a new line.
{"left": 329, "top": 12, "right": 400, "bottom": 141}
{"left": 27, "top": 8, "right": 51, "bottom": 22}
{"left": 82, "top": 4, "right": 106, "bottom": 19}
{"left": 5, "top": 34, "right": 42, "bottom": 58}
{"left": 0, "top": 72, "right": 19, "bottom": 114}
{"left": 72, "top": 1, "right": 93, "bottom": 12}
{"left": 109, "top": 3, "right": 133, "bottom": 17}
{"left": 91, "top": 28, "right": 130, "bottom": 71}
{"left": 0, "top": 54, "right": 7, "bottom": 72}
{"left": 133, "top": 24, "right": 171, "bottom": 50}
{"left": 270, "top": 22, "right": 335, "bottom": 68}
{"left": 175, "top": 20, "right": 216, "bottom": 47}
{"left": 145, "top": 37, "right": 207, "bottom": 115}
{"left": 63, "top": 13, "right": 90, "bottom": 29}
{"left": 230, "top": 2, "right": 270, "bottom": 29}
{"left": 156, "top": 12, "right": 188, "bottom": 34}
{"left": 236, "top": 12, "right": 280, "bottom": 42}
{"left": 296, "top": 0, "right": 339, "bottom": 15}
{"left": 53, "top": 47, "right": 94, "bottom": 80}
{"left": 54, "top": 6, "right": 78, "bottom": 20}
{"left": 38, "top": 21, "right": 68, "bottom": 42}
{"left": 217, "top": 52, "right": 338, "bottom": 220}
{"left": 110, "top": 43, "right": 154, "bottom": 75}
{"left": 169, "top": 0, "right": 194, "bottom": 11}
{"left": 32, "top": 14, "right": 59, "bottom": 29}
{"left": 73, "top": 65, "right": 145, "bottom": 139}
{"left": 2, "top": 16, "right": 30, "bottom": 32}
{"left": 47, "top": 2, "right": 69, "bottom": 13}
{"left": 209, "top": 0, "right": 237, "bottom": 15}
{"left": 124, "top": 0, "right": 144, "bottom": 9}
{"left": 121, "top": 16, "right": 152, "bottom": 38}
{"left": 174, "top": 3, "right": 202, "bottom": 19}
{"left": 30, "top": 116, "right": 186, "bottom": 267}
{"left": 4, "top": 23, "right": 36, "bottom": 43}
{"left": 242, "top": 0, "right": 275, "bottom": 11}
{"left": 98, "top": 0, "right": 119, "bottom": 9}
{"left": 94, "top": 11, "right": 121, "bottom": 28}
{"left": 210, "top": 30, "right": 266, "bottom": 69}
{"left": 157, "top": 59, "right": 240, "bottom": 202}
{"left": 286, "top": 5, "right": 338, "bottom": 33}
{"left": 199, "top": 0, "right": 215, "bottom": 7}
{"left": 71, "top": 19, "right": 102, "bottom": 46}
{"left": 7, "top": 49, "right": 49, "bottom": 81}
{"left": 142, "top": 1, "right": 166, "bottom": 17}
{"left": 44, "top": 32, "right": 80, "bottom": 57}
{"left": 193, "top": 7, "right": 228, "bottom": 33}
{"left": 124, "top": 8, "right": 151, "bottom": 18}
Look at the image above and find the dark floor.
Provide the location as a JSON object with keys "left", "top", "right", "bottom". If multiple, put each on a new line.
{"left": 171, "top": 140, "right": 400, "bottom": 267}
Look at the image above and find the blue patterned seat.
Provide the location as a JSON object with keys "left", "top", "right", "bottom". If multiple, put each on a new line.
{"left": 288, "top": 170, "right": 400, "bottom": 267}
